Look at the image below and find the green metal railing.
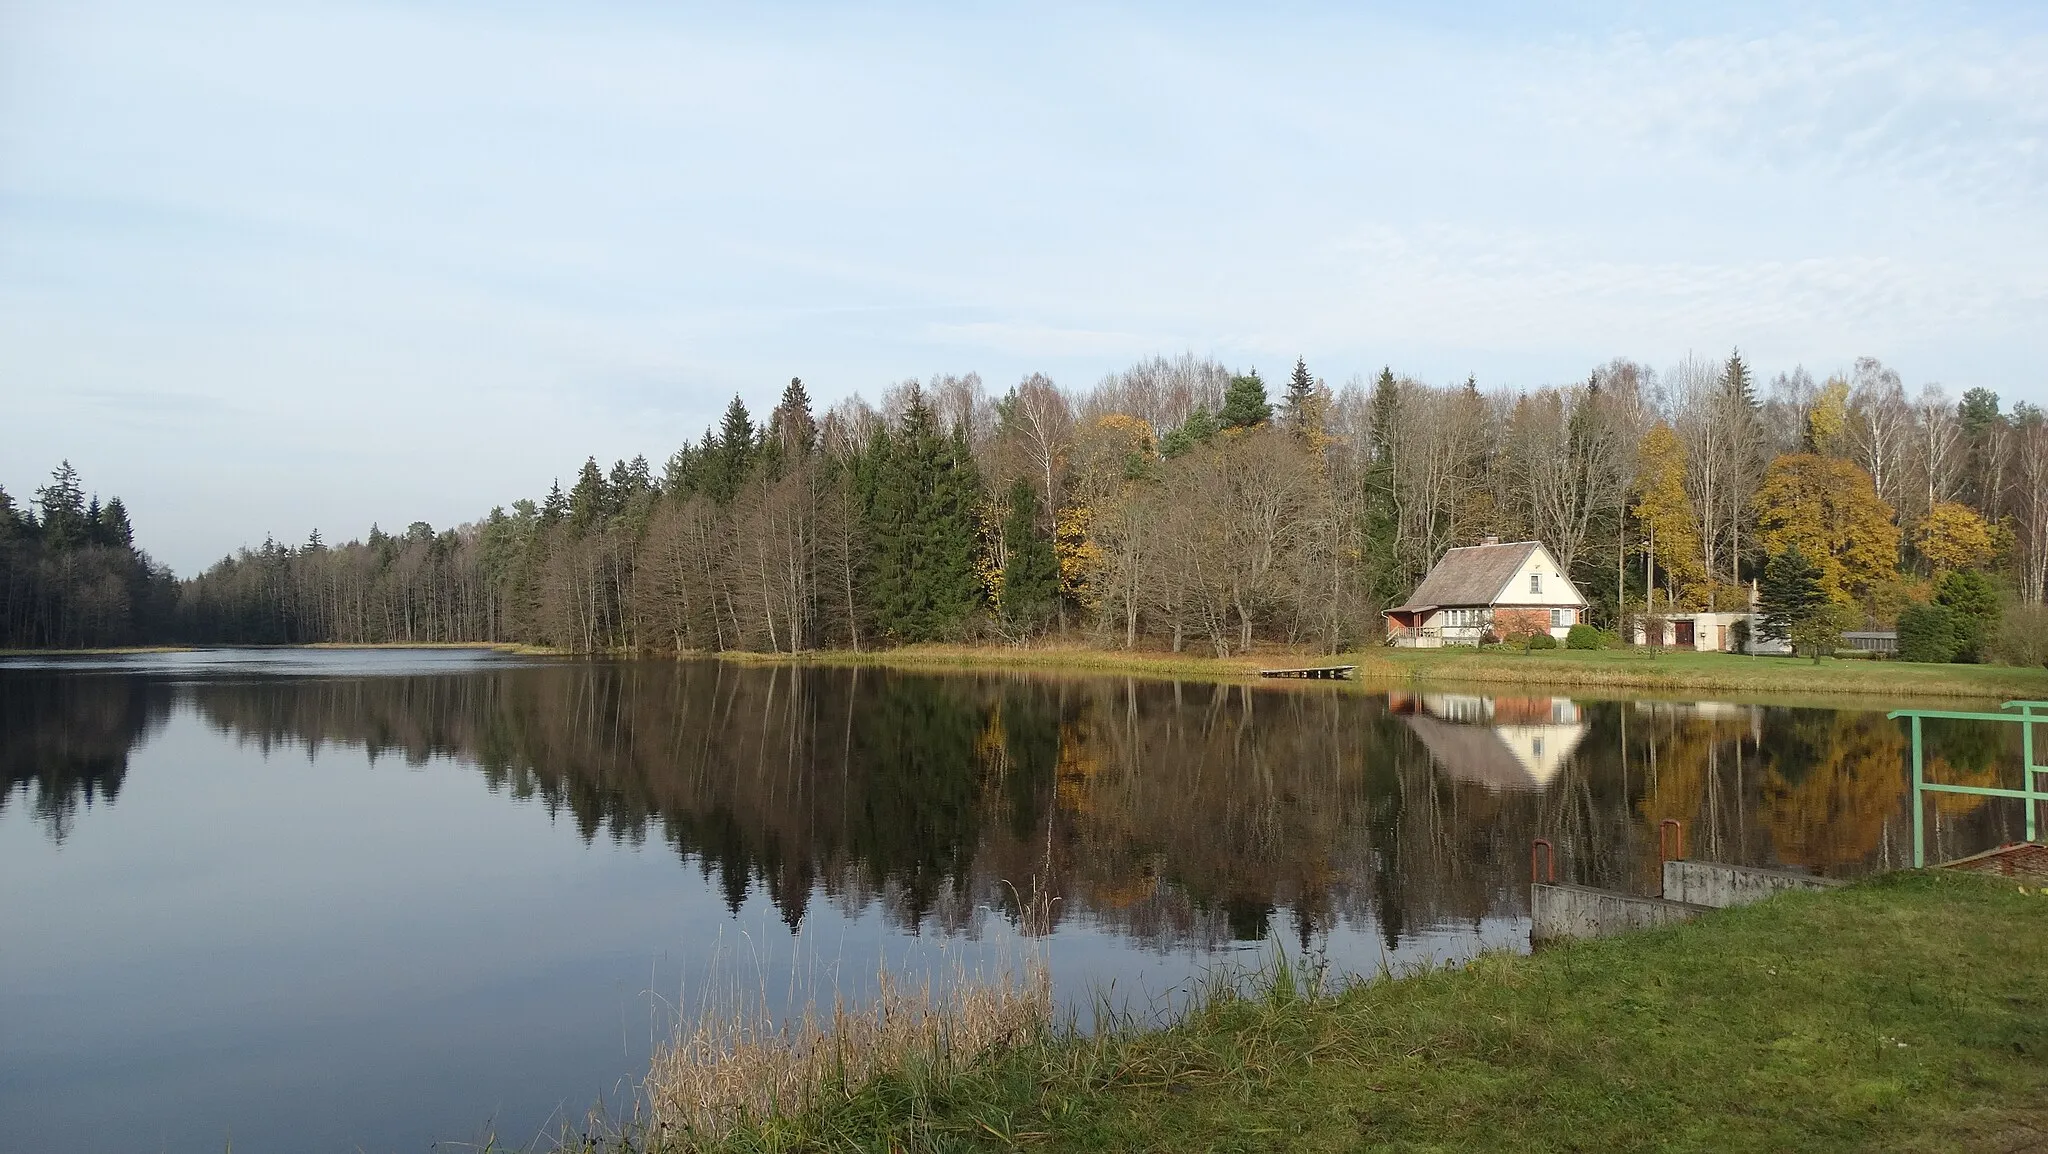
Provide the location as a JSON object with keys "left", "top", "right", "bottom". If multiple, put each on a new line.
{"left": 1887, "top": 700, "right": 2048, "bottom": 867}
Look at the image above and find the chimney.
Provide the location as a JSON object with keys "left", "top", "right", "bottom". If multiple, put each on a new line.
{"left": 1480, "top": 535, "right": 1500, "bottom": 546}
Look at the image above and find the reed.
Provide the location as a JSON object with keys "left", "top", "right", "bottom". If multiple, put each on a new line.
{"left": 643, "top": 956, "right": 1052, "bottom": 1145}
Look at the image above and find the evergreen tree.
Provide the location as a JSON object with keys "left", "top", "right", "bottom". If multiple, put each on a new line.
{"left": 999, "top": 478, "right": 1059, "bottom": 634}
{"left": 1362, "top": 367, "right": 1403, "bottom": 603}
{"left": 1218, "top": 370, "right": 1271, "bottom": 430}
{"left": 1281, "top": 357, "right": 1318, "bottom": 439}
{"left": 569, "top": 457, "right": 609, "bottom": 533}
{"left": 1933, "top": 568, "right": 1999, "bottom": 662}
{"left": 1722, "top": 348, "right": 1757, "bottom": 410}
{"left": 98, "top": 497, "right": 135, "bottom": 550}
{"left": 704, "top": 396, "right": 757, "bottom": 502}
{"left": 1758, "top": 545, "right": 1833, "bottom": 660}
{"left": 35, "top": 461, "right": 87, "bottom": 551}
{"left": 1160, "top": 407, "right": 1218, "bottom": 458}
{"left": 540, "top": 481, "right": 568, "bottom": 527}
{"left": 769, "top": 377, "right": 819, "bottom": 457}
{"left": 861, "top": 389, "right": 985, "bottom": 641}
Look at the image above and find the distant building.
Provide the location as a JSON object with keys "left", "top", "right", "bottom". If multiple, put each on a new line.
{"left": 1634, "top": 612, "right": 1754, "bottom": 653}
{"left": 1383, "top": 538, "right": 1587, "bottom": 647}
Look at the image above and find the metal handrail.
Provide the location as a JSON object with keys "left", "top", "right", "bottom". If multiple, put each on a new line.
{"left": 1888, "top": 705, "right": 2048, "bottom": 866}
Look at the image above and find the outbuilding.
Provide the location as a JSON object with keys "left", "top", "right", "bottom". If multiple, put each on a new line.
{"left": 1384, "top": 538, "right": 1588, "bottom": 647}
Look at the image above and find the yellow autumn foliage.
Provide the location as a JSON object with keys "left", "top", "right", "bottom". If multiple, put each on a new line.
{"left": 1914, "top": 502, "right": 1995, "bottom": 573}
{"left": 1754, "top": 453, "right": 1900, "bottom": 605}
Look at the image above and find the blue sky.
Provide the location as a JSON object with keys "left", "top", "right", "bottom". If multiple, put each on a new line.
{"left": 3, "top": 1, "right": 2044, "bottom": 574}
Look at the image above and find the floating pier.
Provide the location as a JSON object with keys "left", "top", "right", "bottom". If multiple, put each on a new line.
{"left": 1257, "top": 665, "right": 1355, "bottom": 680}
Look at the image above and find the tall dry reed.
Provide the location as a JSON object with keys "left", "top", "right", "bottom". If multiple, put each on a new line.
{"left": 645, "top": 955, "right": 1051, "bottom": 1143}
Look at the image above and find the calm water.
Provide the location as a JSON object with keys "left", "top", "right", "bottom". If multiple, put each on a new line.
{"left": 0, "top": 650, "right": 2033, "bottom": 1152}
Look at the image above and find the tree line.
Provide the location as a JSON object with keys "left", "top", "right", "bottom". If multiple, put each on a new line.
{"left": 0, "top": 462, "right": 178, "bottom": 648}
{"left": 23, "top": 348, "right": 2048, "bottom": 657}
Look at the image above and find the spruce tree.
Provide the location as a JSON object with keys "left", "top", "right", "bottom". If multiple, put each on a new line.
{"left": 1362, "top": 367, "right": 1403, "bottom": 602}
{"left": 1281, "top": 357, "right": 1318, "bottom": 439}
{"left": 999, "top": 478, "right": 1059, "bottom": 635}
{"left": 1161, "top": 407, "right": 1218, "bottom": 458}
{"left": 1218, "top": 370, "right": 1271, "bottom": 430}
{"left": 770, "top": 377, "right": 819, "bottom": 457}
{"left": 705, "top": 396, "right": 757, "bottom": 502}
{"left": 862, "top": 389, "right": 986, "bottom": 641}
{"left": 1759, "top": 545, "right": 1831, "bottom": 660}
{"left": 1722, "top": 348, "right": 1757, "bottom": 410}
{"left": 569, "top": 457, "right": 608, "bottom": 533}
{"left": 1933, "top": 569, "right": 1999, "bottom": 662}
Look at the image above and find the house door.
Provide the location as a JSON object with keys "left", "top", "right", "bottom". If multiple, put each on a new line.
{"left": 1674, "top": 620, "right": 1695, "bottom": 648}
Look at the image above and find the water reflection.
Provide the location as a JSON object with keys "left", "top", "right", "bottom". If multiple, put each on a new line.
{"left": 5, "top": 654, "right": 2041, "bottom": 1153}
{"left": 8, "top": 659, "right": 2032, "bottom": 942}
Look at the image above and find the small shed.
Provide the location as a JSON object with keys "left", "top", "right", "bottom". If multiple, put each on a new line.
{"left": 1384, "top": 539, "right": 1588, "bottom": 648}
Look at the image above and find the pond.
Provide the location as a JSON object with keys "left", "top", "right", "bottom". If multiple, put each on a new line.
{"left": 0, "top": 650, "right": 2032, "bottom": 1152}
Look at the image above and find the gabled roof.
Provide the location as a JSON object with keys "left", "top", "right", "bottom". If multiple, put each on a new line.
{"left": 1390, "top": 540, "right": 1544, "bottom": 612}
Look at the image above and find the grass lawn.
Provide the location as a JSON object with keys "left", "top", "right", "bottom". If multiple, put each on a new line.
{"left": 725, "top": 643, "right": 2048, "bottom": 703}
{"left": 685, "top": 871, "right": 2048, "bottom": 1152}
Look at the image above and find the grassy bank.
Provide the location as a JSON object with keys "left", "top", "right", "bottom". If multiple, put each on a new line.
{"left": 725, "top": 643, "right": 2048, "bottom": 702}
{"left": 645, "top": 871, "right": 2046, "bottom": 1152}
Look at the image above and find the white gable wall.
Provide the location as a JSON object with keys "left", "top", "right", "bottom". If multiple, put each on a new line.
{"left": 1487, "top": 545, "right": 1588, "bottom": 608}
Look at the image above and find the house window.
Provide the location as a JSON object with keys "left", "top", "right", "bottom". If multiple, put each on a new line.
{"left": 1552, "top": 608, "right": 1570, "bottom": 628}
{"left": 1530, "top": 572, "right": 1542, "bottom": 594}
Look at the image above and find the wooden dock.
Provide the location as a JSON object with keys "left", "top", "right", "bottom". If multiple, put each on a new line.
{"left": 1257, "top": 665, "right": 1355, "bottom": 680}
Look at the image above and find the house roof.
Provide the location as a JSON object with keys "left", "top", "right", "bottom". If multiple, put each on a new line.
{"left": 1390, "top": 540, "right": 1545, "bottom": 612}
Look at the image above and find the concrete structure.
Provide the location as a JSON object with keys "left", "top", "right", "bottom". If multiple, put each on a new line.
{"left": 1385, "top": 539, "right": 1588, "bottom": 647}
{"left": 1660, "top": 860, "right": 1844, "bottom": 908}
{"left": 1632, "top": 611, "right": 1753, "bottom": 652}
{"left": 1530, "top": 884, "right": 1709, "bottom": 945}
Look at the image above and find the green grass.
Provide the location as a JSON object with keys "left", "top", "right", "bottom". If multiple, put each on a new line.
{"left": 648, "top": 871, "right": 2048, "bottom": 1152}
{"left": 723, "top": 643, "right": 2048, "bottom": 703}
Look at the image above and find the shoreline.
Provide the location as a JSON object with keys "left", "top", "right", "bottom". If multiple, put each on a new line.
{"left": 720, "top": 642, "right": 2048, "bottom": 704}
{"left": 10, "top": 640, "right": 2047, "bottom": 702}
{"left": 665, "top": 870, "right": 2047, "bottom": 1151}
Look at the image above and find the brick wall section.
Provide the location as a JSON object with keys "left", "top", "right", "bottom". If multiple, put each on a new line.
{"left": 1493, "top": 607, "right": 1553, "bottom": 637}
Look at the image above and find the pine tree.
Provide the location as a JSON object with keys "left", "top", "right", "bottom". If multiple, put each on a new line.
{"left": 704, "top": 396, "right": 757, "bottom": 502}
{"left": 540, "top": 481, "right": 568, "bottom": 527}
{"left": 569, "top": 458, "right": 609, "bottom": 533}
{"left": 1281, "top": 357, "right": 1318, "bottom": 439}
{"left": 861, "top": 389, "right": 986, "bottom": 641}
{"left": 999, "top": 478, "right": 1059, "bottom": 635}
{"left": 1218, "top": 370, "right": 1271, "bottom": 430}
{"left": 99, "top": 497, "right": 135, "bottom": 550}
{"left": 1362, "top": 367, "right": 1403, "bottom": 603}
{"left": 1161, "top": 407, "right": 1218, "bottom": 458}
{"left": 35, "top": 461, "right": 87, "bottom": 551}
{"left": 769, "top": 377, "right": 819, "bottom": 457}
{"left": 1722, "top": 348, "right": 1756, "bottom": 410}
{"left": 1758, "top": 545, "right": 1833, "bottom": 660}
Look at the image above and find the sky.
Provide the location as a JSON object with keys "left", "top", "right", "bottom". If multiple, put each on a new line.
{"left": 3, "top": 1, "right": 2045, "bottom": 575}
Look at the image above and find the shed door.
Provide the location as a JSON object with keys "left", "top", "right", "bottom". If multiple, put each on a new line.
{"left": 1675, "top": 620, "right": 1695, "bottom": 647}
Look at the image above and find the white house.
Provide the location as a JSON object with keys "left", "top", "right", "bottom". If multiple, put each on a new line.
{"left": 1384, "top": 538, "right": 1589, "bottom": 647}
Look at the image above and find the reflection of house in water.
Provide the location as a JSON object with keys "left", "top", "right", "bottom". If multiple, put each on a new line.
{"left": 1389, "top": 692, "right": 1587, "bottom": 790}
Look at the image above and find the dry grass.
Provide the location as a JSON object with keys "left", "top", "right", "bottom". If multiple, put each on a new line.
{"left": 644, "top": 957, "right": 1052, "bottom": 1145}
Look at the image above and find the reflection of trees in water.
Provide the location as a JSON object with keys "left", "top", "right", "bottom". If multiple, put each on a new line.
{"left": 149, "top": 664, "right": 2023, "bottom": 947}
{"left": 0, "top": 673, "right": 172, "bottom": 843}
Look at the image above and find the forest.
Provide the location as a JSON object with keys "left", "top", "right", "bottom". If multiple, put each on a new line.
{"left": 0, "top": 462, "right": 178, "bottom": 648}
{"left": 11, "top": 350, "right": 2048, "bottom": 657}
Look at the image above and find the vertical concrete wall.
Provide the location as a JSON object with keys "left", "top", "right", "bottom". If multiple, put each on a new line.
{"left": 1530, "top": 883, "right": 1708, "bottom": 945}
{"left": 1661, "top": 861, "right": 1844, "bottom": 909}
